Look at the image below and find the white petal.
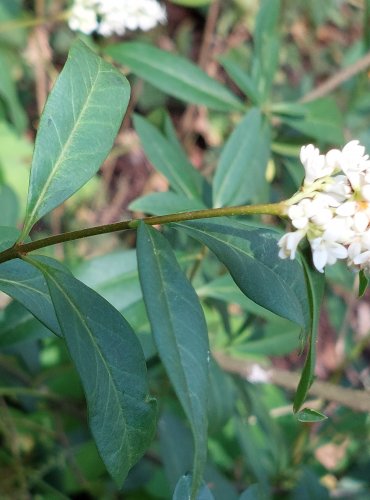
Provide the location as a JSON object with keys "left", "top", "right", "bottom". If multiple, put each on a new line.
{"left": 361, "top": 185, "right": 370, "bottom": 202}
{"left": 325, "top": 149, "right": 342, "bottom": 169}
{"left": 312, "top": 247, "right": 327, "bottom": 273}
{"left": 353, "top": 212, "right": 369, "bottom": 233}
{"left": 336, "top": 201, "right": 357, "bottom": 217}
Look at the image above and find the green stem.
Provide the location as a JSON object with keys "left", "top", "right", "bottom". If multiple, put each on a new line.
{"left": 0, "top": 10, "right": 70, "bottom": 34}
{"left": 0, "top": 202, "right": 286, "bottom": 264}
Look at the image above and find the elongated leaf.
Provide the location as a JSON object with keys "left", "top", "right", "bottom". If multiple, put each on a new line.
{"left": 134, "top": 114, "right": 205, "bottom": 200}
{"left": 239, "top": 484, "right": 263, "bottom": 500}
{"left": 176, "top": 218, "right": 310, "bottom": 331}
{"left": 169, "top": 0, "right": 211, "bottom": 5}
{"left": 0, "top": 49, "right": 27, "bottom": 133}
{"left": 0, "top": 301, "right": 52, "bottom": 347}
{"left": 137, "top": 223, "right": 209, "bottom": 497}
{"left": 252, "top": 0, "right": 280, "bottom": 101}
{"left": 105, "top": 42, "right": 243, "bottom": 112}
{"left": 0, "top": 225, "right": 19, "bottom": 251}
{"left": 21, "top": 41, "right": 130, "bottom": 238}
{"left": 173, "top": 475, "right": 215, "bottom": 500}
{"left": 359, "top": 269, "right": 368, "bottom": 297}
{"left": 26, "top": 255, "right": 157, "bottom": 485}
{"left": 130, "top": 191, "right": 206, "bottom": 215}
{"left": 159, "top": 412, "right": 238, "bottom": 499}
{"left": 296, "top": 408, "right": 327, "bottom": 423}
{"left": 213, "top": 109, "right": 271, "bottom": 207}
{"left": 279, "top": 98, "right": 344, "bottom": 145}
{"left": 219, "top": 57, "right": 260, "bottom": 104}
{"left": 0, "top": 258, "right": 61, "bottom": 336}
{"left": 0, "top": 184, "right": 19, "bottom": 226}
{"left": 293, "top": 258, "right": 325, "bottom": 412}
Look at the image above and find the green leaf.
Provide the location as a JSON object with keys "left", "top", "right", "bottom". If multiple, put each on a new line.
{"left": 279, "top": 98, "right": 344, "bottom": 145}
{"left": 130, "top": 191, "right": 206, "bottom": 215}
{"left": 26, "top": 255, "right": 157, "bottom": 485}
{"left": 0, "top": 225, "right": 19, "bottom": 251}
{"left": 21, "top": 40, "right": 130, "bottom": 238}
{"left": 0, "top": 121, "right": 32, "bottom": 214}
{"left": 207, "top": 358, "right": 235, "bottom": 434}
{"left": 0, "top": 301, "right": 52, "bottom": 347}
{"left": 229, "top": 324, "right": 300, "bottom": 357}
{"left": 176, "top": 218, "right": 310, "bottom": 331}
{"left": 296, "top": 408, "right": 328, "bottom": 423}
{"left": 359, "top": 269, "right": 368, "bottom": 297}
{"left": 252, "top": 0, "right": 281, "bottom": 101}
{"left": 293, "top": 257, "right": 325, "bottom": 412}
{"left": 239, "top": 484, "right": 264, "bottom": 500}
{"left": 169, "top": 0, "right": 211, "bottom": 6}
{"left": 0, "top": 184, "right": 19, "bottom": 226}
{"left": 133, "top": 114, "right": 205, "bottom": 200}
{"left": 0, "top": 258, "right": 62, "bottom": 336}
{"left": 74, "top": 249, "right": 142, "bottom": 312}
{"left": 173, "top": 475, "right": 215, "bottom": 500}
{"left": 105, "top": 42, "right": 244, "bottom": 112}
{"left": 137, "top": 223, "right": 209, "bottom": 497}
{"left": 219, "top": 56, "right": 260, "bottom": 104}
{"left": 0, "top": 49, "right": 27, "bottom": 133}
{"left": 159, "top": 412, "right": 238, "bottom": 499}
{"left": 213, "top": 109, "right": 271, "bottom": 207}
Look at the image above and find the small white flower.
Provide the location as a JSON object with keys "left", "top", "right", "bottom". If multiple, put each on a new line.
{"left": 68, "top": 4, "right": 98, "bottom": 34}
{"left": 278, "top": 230, "right": 306, "bottom": 260}
{"left": 336, "top": 201, "right": 357, "bottom": 217}
{"left": 300, "top": 144, "right": 334, "bottom": 185}
{"left": 288, "top": 199, "right": 315, "bottom": 229}
{"left": 322, "top": 216, "right": 354, "bottom": 244}
{"left": 310, "top": 236, "right": 347, "bottom": 273}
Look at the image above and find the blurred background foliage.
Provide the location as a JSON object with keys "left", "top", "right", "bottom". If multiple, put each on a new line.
{"left": 0, "top": 0, "right": 370, "bottom": 498}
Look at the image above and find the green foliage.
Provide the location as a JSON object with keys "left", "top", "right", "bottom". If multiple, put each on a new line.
{"left": 21, "top": 40, "right": 130, "bottom": 239}
{"left": 27, "top": 255, "right": 157, "bottom": 486}
{"left": 176, "top": 219, "right": 310, "bottom": 331}
{"left": 213, "top": 108, "right": 271, "bottom": 207}
{"left": 0, "top": 1, "right": 369, "bottom": 498}
{"left": 137, "top": 223, "right": 209, "bottom": 496}
{"left": 105, "top": 42, "right": 244, "bottom": 111}
{"left": 134, "top": 113, "right": 206, "bottom": 200}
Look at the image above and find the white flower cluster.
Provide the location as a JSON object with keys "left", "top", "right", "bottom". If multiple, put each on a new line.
{"left": 68, "top": 0, "right": 167, "bottom": 37}
{"left": 278, "top": 140, "right": 370, "bottom": 273}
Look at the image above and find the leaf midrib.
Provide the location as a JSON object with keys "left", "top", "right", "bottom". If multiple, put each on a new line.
{"left": 115, "top": 46, "right": 241, "bottom": 107}
{"left": 181, "top": 224, "right": 306, "bottom": 327}
{"left": 25, "top": 58, "right": 103, "bottom": 232}
{"left": 42, "top": 266, "right": 133, "bottom": 466}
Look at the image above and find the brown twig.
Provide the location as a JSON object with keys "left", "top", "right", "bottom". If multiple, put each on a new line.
{"left": 180, "top": 0, "right": 221, "bottom": 142}
{"left": 214, "top": 351, "right": 370, "bottom": 413}
{"left": 300, "top": 50, "right": 370, "bottom": 103}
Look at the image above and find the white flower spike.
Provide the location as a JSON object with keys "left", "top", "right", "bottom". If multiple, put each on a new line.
{"left": 278, "top": 140, "right": 370, "bottom": 274}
